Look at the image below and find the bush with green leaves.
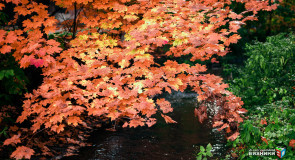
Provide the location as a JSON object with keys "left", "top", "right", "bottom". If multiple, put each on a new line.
{"left": 222, "top": 33, "right": 295, "bottom": 159}
{"left": 224, "top": 33, "right": 295, "bottom": 106}
{"left": 226, "top": 100, "right": 295, "bottom": 159}
{"left": 195, "top": 143, "right": 213, "bottom": 160}
{"left": 0, "top": 53, "right": 29, "bottom": 149}
{"left": 0, "top": 53, "right": 28, "bottom": 106}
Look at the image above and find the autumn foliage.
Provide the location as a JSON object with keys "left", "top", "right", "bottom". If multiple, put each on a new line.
{"left": 0, "top": 0, "right": 278, "bottom": 159}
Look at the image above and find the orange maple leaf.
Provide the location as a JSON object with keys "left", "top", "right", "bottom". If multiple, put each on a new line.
{"left": 260, "top": 119, "right": 267, "bottom": 125}
{"left": 211, "top": 58, "right": 219, "bottom": 63}
{"left": 146, "top": 118, "right": 157, "bottom": 127}
{"left": 0, "top": 30, "right": 6, "bottom": 41}
{"left": 156, "top": 98, "right": 173, "bottom": 114}
{"left": 51, "top": 124, "right": 65, "bottom": 133}
{"left": 10, "top": 146, "right": 35, "bottom": 160}
{"left": 129, "top": 118, "right": 145, "bottom": 128}
{"left": 217, "top": 123, "right": 229, "bottom": 131}
{"left": 213, "top": 121, "right": 224, "bottom": 128}
{"left": 3, "top": 134, "right": 21, "bottom": 146}
{"left": 0, "top": 45, "right": 12, "bottom": 54}
{"left": 161, "top": 114, "right": 177, "bottom": 123}
{"left": 6, "top": 31, "right": 18, "bottom": 43}
{"left": 67, "top": 116, "right": 82, "bottom": 126}
{"left": 0, "top": 3, "right": 4, "bottom": 10}
{"left": 46, "top": 39, "right": 60, "bottom": 46}
{"left": 261, "top": 136, "right": 268, "bottom": 145}
{"left": 227, "top": 132, "right": 240, "bottom": 141}
{"left": 225, "top": 34, "right": 241, "bottom": 46}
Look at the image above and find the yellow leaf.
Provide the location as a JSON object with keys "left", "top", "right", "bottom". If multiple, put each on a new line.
{"left": 123, "top": 15, "right": 138, "bottom": 22}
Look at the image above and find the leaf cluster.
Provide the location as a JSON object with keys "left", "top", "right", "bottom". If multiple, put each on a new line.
{"left": 195, "top": 143, "right": 213, "bottom": 160}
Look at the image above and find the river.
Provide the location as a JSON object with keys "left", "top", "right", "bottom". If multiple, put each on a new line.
{"left": 61, "top": 91, "right": 227, "bottom": 160}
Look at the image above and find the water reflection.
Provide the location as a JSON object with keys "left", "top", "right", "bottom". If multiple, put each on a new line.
{"left": 63, "top": 92, "right": 226, "bottom": 160}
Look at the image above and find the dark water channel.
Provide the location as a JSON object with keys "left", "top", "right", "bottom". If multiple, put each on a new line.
{"left": 62, "top": 92, "right": 227, "bottom": 160}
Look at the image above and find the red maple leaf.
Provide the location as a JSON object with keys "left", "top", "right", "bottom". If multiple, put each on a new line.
{"left": 30, "top": 58, "right": 44, "bottom": 68}
{"left": 289, "top": 139, "right": 295, "bottom": 148}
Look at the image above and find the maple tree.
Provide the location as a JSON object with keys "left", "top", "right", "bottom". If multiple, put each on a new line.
{"left": 0, "top": 0, "right": 278, "bottom": 159}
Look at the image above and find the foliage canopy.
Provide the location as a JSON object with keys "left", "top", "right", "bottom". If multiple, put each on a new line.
{"left": 0, "top": 0, "right": 278, "bottom": 159}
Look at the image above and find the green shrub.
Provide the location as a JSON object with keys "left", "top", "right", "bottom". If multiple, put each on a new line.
{"left": 224, "top": 33, "right": 295, "bottom": 107}
{"left": 223, "top": 33, "right": 295, "bottom": 159}
{"left": 226, "top": 100, "right": 295, "bottom": 159}
{"left": 195, "top": 143, "right": 213, "bottom": 160}
{"left": 0, "top": 53, "right": 29, "bottom": 149}
{"left": 0, "top": 53, "right": 28, "bottom": 106}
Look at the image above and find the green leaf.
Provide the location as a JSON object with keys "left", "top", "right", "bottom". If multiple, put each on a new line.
{"left": 48, "top": 34, "right": 55, "bottom": 39}
{"left": 6, "top": 69, "right": 14, "bottom": 77}
{"left": 240, "top": 153, "right": 246, "bottom": 159}
{"left": 200, "top": 146, "right": 205, "bottom": 152}
{"left": 206, "top": 151, "right": 213, "bottom": 157}
{"left": 206, "top": 143, "right": 212, "bottom": 151}
{"left": 197, "top": 155, "right": 202, "bottom": 160}
{"left": 0, "top": 69, "right": 14, "bottom": 79}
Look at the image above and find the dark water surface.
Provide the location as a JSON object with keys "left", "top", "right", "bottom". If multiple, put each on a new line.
{"left": 62, "top": 92, "right": 226, "bottom": 160}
